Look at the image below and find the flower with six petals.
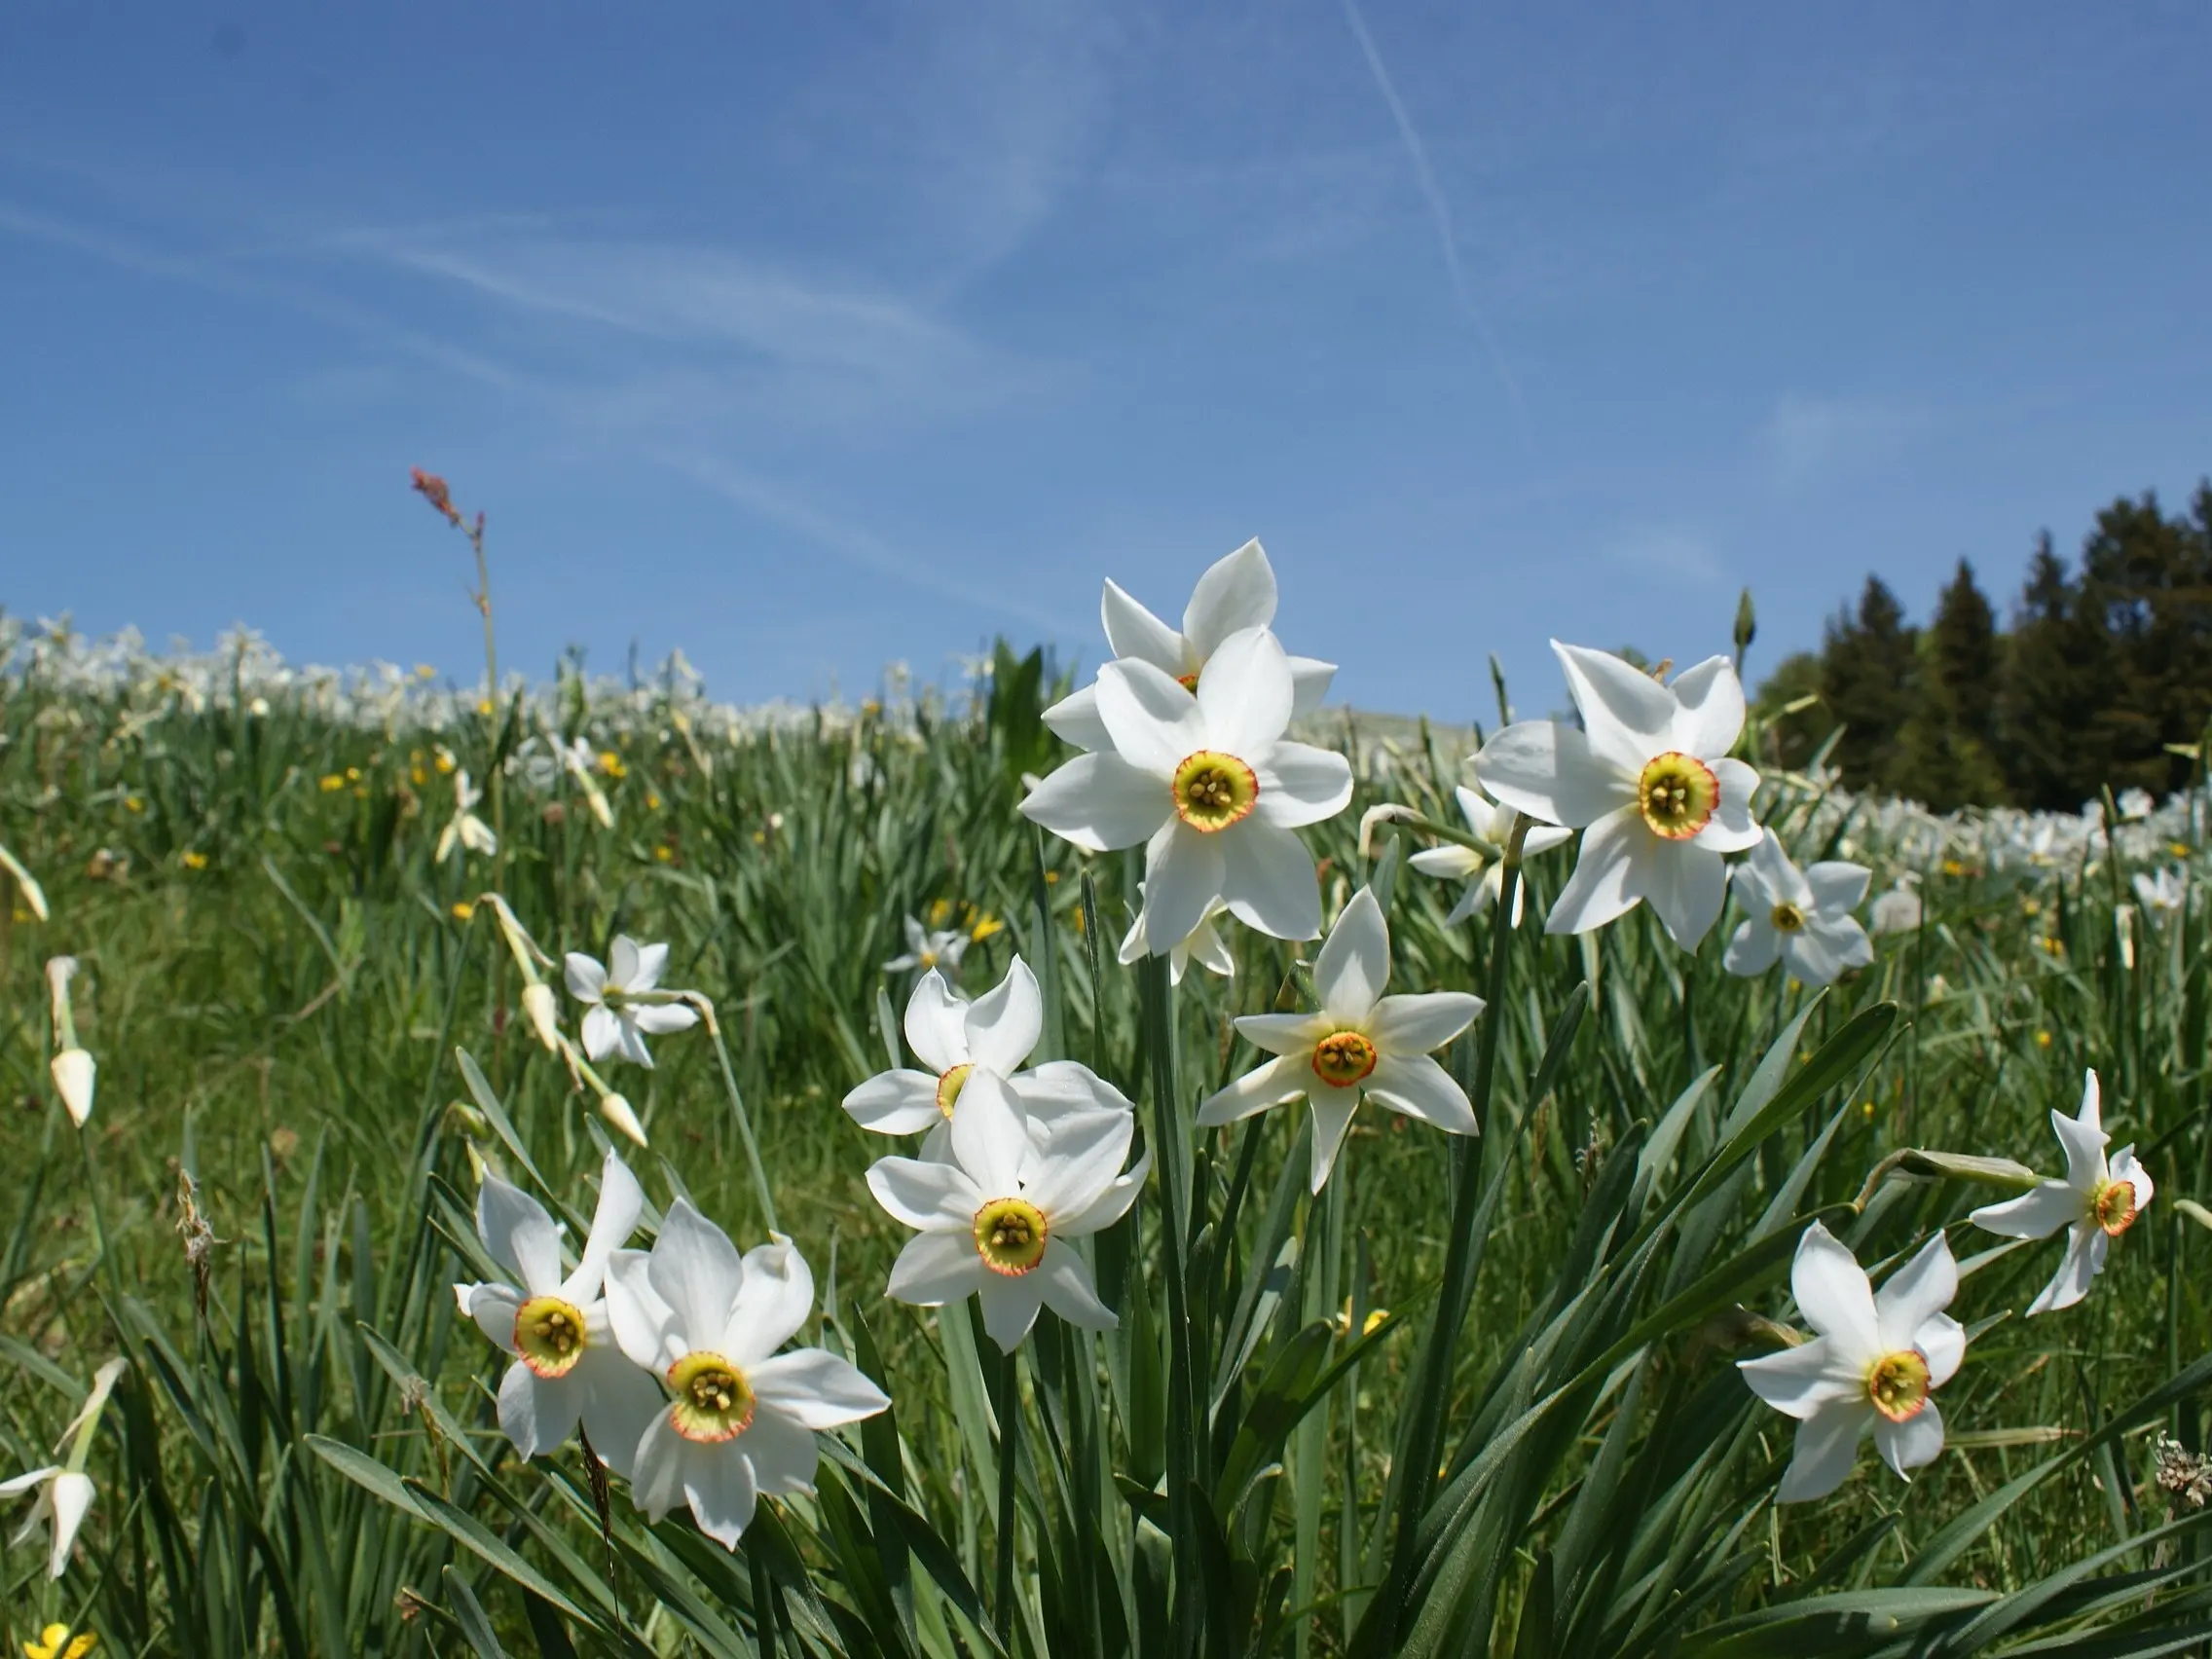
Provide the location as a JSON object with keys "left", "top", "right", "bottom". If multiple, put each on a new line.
{"left": 1722, "top": 830, "right": 1874, "bottom": 986}
{"left": 564, "top": 937, "right": 700, "bottom": 1069}
{"left": 1406, "top": 783, "right": 1572, "bottom": 928}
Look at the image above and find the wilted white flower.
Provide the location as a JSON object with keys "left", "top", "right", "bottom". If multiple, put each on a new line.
{"left": 1198, "top": 888, "right": 1483, "bottom": 1192}
{"left": 1723, "top": 830, "right": 1873, "bottom": 986}
{"left": 564, "top": 938, "right": 699, "bottom": 1069}
{"left": 1970, "top": 1070, "right": 2154, "bottom": 1315}
{"left": 870, "top": 1070, "right": 1148, "bottom": 1350}
{"left": 435, "top": 770, "right": 498, "bottom": 863}
{"left": 1021, "top": 627, "right": 1352, "bottom": 948}
{"left": 454, "top": 1152, "right": 662, "bottom": 1474}
{"left": 884, "top": 916, "right": 969, "bottom": 977}
{"left": 1738, "top": 1224, "right": 1964, "bottom": 1501}
{"left": 1476, "top": 644, "right": 1760, "bottom": 950}
{"left": 606, "top": 1203, "right": 889, "bottom": 1548}
{"left": 1405, "top": 783, "right": 1572, "bottom": 927}
{"left": 1042, "top": 539, "right": 1336, "bottom": 752}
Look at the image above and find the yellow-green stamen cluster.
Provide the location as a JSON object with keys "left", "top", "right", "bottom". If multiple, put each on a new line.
{"left": 667, "top": 1350, "right": 756, "bottom": 1443}
{"left": 1636, "top": 751, "right": 1718, "bottom": 840}
{"left": 513, "top": 1294, "right": 590, "bottom": 1380}
{"left": 1171, "top": 750, "right": 1259, "bottom": 833}
{"left": 1866, "top": 1349, "right": 1931, "bottom": 1422}
{"left": 1310, "top": 1030, "right": 1379, "bottom": 1088}
{"left": 973, "top": 1197, "right": 1049, "bottom": 1276}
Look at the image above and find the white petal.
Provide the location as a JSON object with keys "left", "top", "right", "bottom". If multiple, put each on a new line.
{"left": 903, "top": 971, "right": 971, "bottom": 1075}
{"left": 1140, "top": 822, "right": 1227, "bottom": 953}
{"left": 632, "top": 942, "right": 672, "bottom": 992}
{"left": 2111, "top": 1145, "right": 2156, "bottom": 1214}
{"left": 978, "top": 1272, "right": 1050, "bottom": 1351}
{"left": 1231, "top": 1012, "right": 1333, "bottom": 1057}
{"left": 0, "top": 1466, "right": 60, "bottom": 1498}
{"left": 1641, "top": 842, "right": 1728, "bottom": 951}
{"left": 647, "top": 1199, "right": 746, "bottom": 1350}
{"left": 1197, "top": 1054, "right": 1308, "bottom": 1126}
{"left": 1690, "top": 758, "right": 1762, "bottom": 855}
{"left": 1307, "top": 1092, "right": 1361, "bottom": 1193}
{"left": 1917, "top": 1311, "right": 1967, "bottom": 1388}
{"left": 749, "top": 1348, "right": 891, "bottom": 1428}
{"left": 605, "top": 1247, "right": 684, "bottom": 1371}
{"left": 1723, "top": 919, "right": 1782, "bottom": 977}
{"left": 1363, "top": 1052, "right": 1475, "bottom": 1133}
{"left": 45, "top": 1471, "right": 93, "bottom": 1578}
{"left": 1409, "top": 846, "right": 1483, "bottom": 880}
{"left": 1287, "top": 656, "right": 1337, "bottom": 714}
{"left": 1014, "top": 1059, "right": 1135, "bottom": 1125}
{"left": 1780, "top": 922, "right": 1853, "bottom": 987}
{"left": 581, "top": 1005, "right": 623, "bottom": 1063}
{"left": 1019, "top": 753, "right": 1170, "bottom": 853}
{"left": 1253, "top": 743, "right": 1353, "bottom": 830}
{"left": 1553, "top": 642, "right": 1675, "bottom": 774}
{"left": 575, "top": 1345, "right": 663, "bottom": 1480}
{"left": 1871, "top": 1398, "right": 1945, "bottom": 1479}
{"left": 630, "top": 1410, "right": 689, "bottom": 1524}
{"left": 1367, "top": 991, "right": 1482, "bottom": 1055}
{"left": 2053, "top": 1098, "right": 2111, "bottom": 1194}
{"left": 1024, "top": 1110, "right": 1135, "bottom": 1220}
{"left": 965, "top": 957, "right": 1043, "bottom": 1076}
{"left": 1181, "top": 539, "right": 1278, "bottom": 657}
{"left": 464, "top": 1281, "right": 526, "bottom": 1354}
{"left": 1744, "top": 830, "right": 1812, "bottom": 908}
{"left": 2027, "top": 1223, "right": 2106, "bottom": 1315}
{"left": 721, "top": 1234, "right": 816, "bottom": 1362}
{"left": 564, "top": 953, "right": 608, "bottom": 1004}
{"left": 608, "top": 936, "right": 643, "bottom": 990}
{"left": 868, "top": 1157, "right": 980, "bottom": 1232}
{"left": 615, "top": 1012, "right": 657, "bottom": 1069}
{"left": 1195, "top": 626, "right": 1293, "bottom": 759}
{"left": 1805, "top": 861, "right": 1872, "bottom": 912}
{"left": 1738, "top": 1335, "right": 1862, "bottom": 1420}
{"left": 498, "top": 1361, "right": 579, "bottom": 1461}
{"left": 1096, "top": 658, "right": 1206, "bottom": 777}
{"left": 886, "top": 1230, "right": 989, "bottom": 1306}
{"left": 949, "top": 1068, "right": 1032, "bottom": 1198}
{"left": 1970, "top": 1182, "right": 2082, "bottom": 1240}
{"left": 1777, "top": 1405, "right": 1870, "bottom": 1502}
{"left": 1790, "top": 1223, "right": 1880, "bottom": 1366}
{"left": 1312, "top": 886, "right": 1389, "bottom": 1023}
{"left": 1099, "top": 578, "right": 1186, "bottom": 672}
{"left": 685, "top": 1443, "right": 759, "bottom": 1549}
{"left": 843, "top": 1070, "right": 944, "bottom": 1136}
{"left": 739, "top": 1402, "right": 823, "bottom": 1498}
{"left": 1041, "top": 682, "right": 1115, "bottom": 753}
{"left": 1544, "top": 809, "right": 1645, "bottom": 937}
{"left": 561, "top": 1149, "right": 646, "bottom": 1306}
{"left": 1475, "top": 720, "right": 1631, "bottom": 829}
{"left": 1035, "top": 1238, "right": 1118, "bottom": 1330}
{"left": 2077, "top": 1068, "right": 2104, "bottom": 1138}
{"left": 1054, "top": 1141, "right": 1152, "bottom": 1238}
{"left": 476, "top": 1176, "right": 562, "bottom": 1296}
{"left": 631, "top": 1003, "right": 699, "bottom": 1037}
{"left": 1665, "top": 655, "right": 1746, "bottom": 757}
{"left": 1874, "top": 1233, "right": 1957, "bottom": 1354}
{"left": 1220, "top": 818, "right": 1321, "bottom": 941}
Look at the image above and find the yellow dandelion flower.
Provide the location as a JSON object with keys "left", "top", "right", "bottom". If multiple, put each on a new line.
{"left": 345, "top": 766, "right": 361, "bottom": 782}
{"left": 2022, "top": 899, "right": 2041, "bottom": 918}
{"left": 125, "top": 794, "right": 146, "bottom": 813}
{"left": 645, "top": 792, "right": 663, "bottom": 810}
{"left": 451, "top": 901, "right": 475, "bottom": 922}
{"left": 1941, "top": 859, "right": 1966, "bottom": 877}
{"left": 1362, "top": 1309, "right": 1388, "bottom": 1337}
{"left": 318, "top": 774, "right": 347, "bottom": 793}
{"left": 927, "top": 898, "right": 954, "bottom": 928}
{"left": 411, "top": 765, "right": 428, "bottom": 786}
{"left": 1044, "top": 869, "right": 1060, "bottom": 885}
{"left": 969, "top": 913, "right": 1006, "bottom": 942}
{"left": 476, "top": 697, "right": 495, "bottom": 717}
{"left": 433, "top": 749, "right": 457, "bottom": 775}
{"left": 652, "top": 844, "right": 674, "bottom": 863}
{"left": 182, "top": 851, "right": 208, "bottom": 870}
{"left": 599, "top": 751, "right": 628, "bottom": 779}
{"left": 24, "top": 1624, "right": 98, "bottom": 1659}
{"left": 2035, "top": 1029, "right": 2053, "bottom": 1049}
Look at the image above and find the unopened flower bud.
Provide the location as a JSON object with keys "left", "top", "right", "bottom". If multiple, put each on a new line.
{"left": 521, "top": 982, "right": 561, "bottom": 1053}
{"left": 598, "top": 1092, "right": 648, "bottom": 1148}
{"left": 51, "top": 1049, "right": 94, "bottom": 1127}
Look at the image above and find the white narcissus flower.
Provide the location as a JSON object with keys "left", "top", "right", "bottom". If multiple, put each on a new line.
{"left": 1118, "top": 887, "right": 1235, "bottom": 984}
{"left": 1043, "top": 539, "right": 1336, "bottom": 752}
{"left": 2, "top": 1466, "right": 93, "bottom": 1580}
{"left": 1406, "top": 784, "right": 1572, "bottom": 927}
{"left": 453, "top": 1151, "right": 662, "bottom": 1476}
{"left": 1970, "top": 1070, "right": 2154, "bottom": 1315}
{"left": 565, "top": 937, "right": 700, "bottom": 1069}
{"left": 869, "top": 1071, "right": 1148, "bottom": 1350}
{"left": 1722, "top": 830, "right": 1874, "bottom": 986}
{"left": 44, "top": 956, "right": 93, "bottom": 1126}
{"left": 1738, "top": 1223, "right": 1965, "bottom": 1502}
{"left": 1198, "top": 888, "right": 1483, "bottom": 1192}
{"left": 1869, "top": 882, "right": 1923, "bottom": 936}
{"left": 1021, "top": 626, "right": 1353, "bottom": 949}
{"left": 605, "top": 1203, "right": 889, "bottom": 1548}
{"left": 1476, "top": 643, "right": 1761, "bottom": 950}
{"left": 2133, "top": 866, "right": 2185, "bottom": 918}
{"left": 436, "top": 769, "right": 498, "bottom": 862}
{"left": 884, "top": 916, "right": 969, "bottom": 977}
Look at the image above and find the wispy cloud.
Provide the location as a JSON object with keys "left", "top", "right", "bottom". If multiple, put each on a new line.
{"left": 1759, "top": 393, "right": 1929, "bottom": 494}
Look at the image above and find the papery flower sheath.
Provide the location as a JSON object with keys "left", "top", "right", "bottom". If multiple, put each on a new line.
{"left": 1021, "top": 626, "right": 1351, "bottom": 949}
{"left": 1722, "top": 830, "right": 1874, "bottom": 986}
{"left": 1198, "top": 887, "right": 1482, "bottom": 1191}
{"left": 1970, "top": 1070, "right": 2154, "bottom": 1314}
{"left": 1043, "top": 539, "right": 1335, "bottom": 752}
{"left": 453, "top": 1150, "right": 662, "bottom": 1475}
{"left": 1738, "top": 1223, "right": 1965, "bottom": 1501}
{"left": 1406, "top": 783, "right": 1572, "bottom": 927}
{"left": 605, "top": 1202, "right": 888, "bottom": 1548}
{"left": 1476, "top": 643, "right": 1760, "bottom": 949}
{"left": 565, "top": 937, "right": 699, "bottom": 1069}
{"left": 869, "top": 1070, "right": 1148, "bottom": 1350}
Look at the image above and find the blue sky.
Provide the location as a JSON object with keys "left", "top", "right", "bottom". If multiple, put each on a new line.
{"left": 4, "top": 3, "right": 2209, "bottom": 720}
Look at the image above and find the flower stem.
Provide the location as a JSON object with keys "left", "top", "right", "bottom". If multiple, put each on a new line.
{"left": 691, "top": 995, "right": 779, "bottom": 1235}
{"left": 993, "top": 1343, "right": 1021, "bottom": 1646}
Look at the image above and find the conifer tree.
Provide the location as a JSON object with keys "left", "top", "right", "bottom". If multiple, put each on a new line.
{"left": 1819, "top": 576, "right": 1919, "bottom": 793}
{"left": 1897, "top": 560, "right": 2008, "bottom": 808}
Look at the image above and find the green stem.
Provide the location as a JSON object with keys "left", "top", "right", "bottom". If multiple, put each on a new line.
{"left": 695, "top": 996, "right": 779, "bottom": 1235}
{"left": 1362, "top": 813, "right": 1530, "bottom": 1652}
{"left": 993, "top": 1343, "right": 1021, "bottom": 1648}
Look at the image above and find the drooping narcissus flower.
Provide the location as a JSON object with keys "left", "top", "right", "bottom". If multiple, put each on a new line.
{"left": 1970, "top": 1070, "right": 2154, "bottom": 1314}
{"left": 1042, "top": 538, "right": 1335, "bottom": 753}
{"left": 435, "top": 769, "right": 498, "bottom": 863}
{"left": 1, "top": 1357, "right": 126, "bottom": 1579}
{"left": 1722, "top": 829, "right": 1874, "bottom": 986}
{"left": 1198, "top": 887, "right": 1482, "bottom": 1192}
{"left": 606, "top": 1202, "right": 888, "bottom": 1548}
{"left": 454, "top": 1150, "right": 662, "bottom": 1476}
{"left": 1738, "top": 1223, "right": 1965, "bottom": 1501}
{"left": 1476, "top": 643, "right": 1760, "bottom": 950}
{"left": 1021, "top": 626, "right": 1352, "bottom": 951}
{"left": 869, "top": 1069, "right": 1148, "bottom": 1350}
{"left": 564, "top": 937, "right": 699, "bottom": 1069}
{"left": 1406, "top": 783, "right": 1572, "bottom": 928}
{"left": 841, "top": 956, "right": 1130, "bottom": 1141}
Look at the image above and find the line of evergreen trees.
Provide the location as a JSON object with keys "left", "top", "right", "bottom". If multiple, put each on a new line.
{"left": 1754, "top": 481, "right": 2212, "bottom": 811}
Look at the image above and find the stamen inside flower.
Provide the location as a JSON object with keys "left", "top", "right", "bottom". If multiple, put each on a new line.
{"left": 936, "top": 1062, "right": 974, "bottom": 1119}
{"left": 1770, "top": 902, "right": 1806, "bottom": 934}
{"left": 1636, "top": 752, "right": 1719, "bottom": 841}
{"left": 513, "top": 1294, "right": 590, "bottom": 1380}
{"left": 1171, "top": 751, "right": 1259, "bottom": 833}
{"left": 2093, "top": 1178, "right": 2139, "bottom": 1236}
{"left": 1176, "top": 672, "right": 1200, "bottom": 692}
{"left": 1310, "top": 1030, "right": 1378, "bottom": 1088}
{"left": 973, "top": 1196, "right": 1049, "bottom": 1276}
{"left": 1865, "top": 1349, "right": 1932, "bottom": 1422}
{"left": 667, "top": 1350, "right": 756, "bottom": 1443}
